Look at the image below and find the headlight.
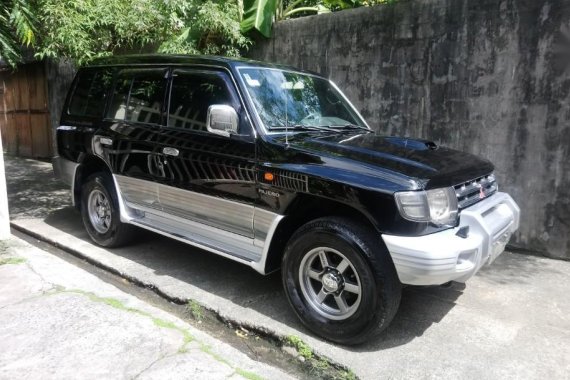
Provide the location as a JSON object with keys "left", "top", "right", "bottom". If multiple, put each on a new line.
{"left": 395, "top": 187, "right": 458, "bottom": 226}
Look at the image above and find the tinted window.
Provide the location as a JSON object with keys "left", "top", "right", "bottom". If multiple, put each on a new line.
{"left": 106, "top": 70, "right": 167, "bottom": 125}
{"left": 105, "top": 76, "right": 131, "bottom": 121}
{"left": 167, "top": 72, "right": 234, "bottom": 131}
{"left": 68, "top": 69, "right": 113, "bottom": 117}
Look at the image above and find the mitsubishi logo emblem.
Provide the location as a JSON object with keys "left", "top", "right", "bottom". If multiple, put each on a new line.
{"left": 479, "top": 185, "right": 486, "bottom": 199}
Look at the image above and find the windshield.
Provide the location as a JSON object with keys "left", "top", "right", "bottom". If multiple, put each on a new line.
{"left": 238, "top": 68, "right": 367, "bottom": 131}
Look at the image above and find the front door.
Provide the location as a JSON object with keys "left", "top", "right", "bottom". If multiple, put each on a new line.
{"left": 156, "top": 68, "right": 257, "bottom": 238}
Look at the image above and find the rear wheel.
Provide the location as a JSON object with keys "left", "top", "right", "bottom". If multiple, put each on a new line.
{"left": 282, "top": 217, "right": 401, "bottom": 345}
{"left": 81, "top": 172, "right": 135, "bottom": 247}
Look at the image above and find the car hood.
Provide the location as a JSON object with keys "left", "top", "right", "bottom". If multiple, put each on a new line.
{"left": 281, "top": 132, "right": 494, "bottom": 189}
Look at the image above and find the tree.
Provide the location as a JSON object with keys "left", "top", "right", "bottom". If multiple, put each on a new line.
{"left": 35, "top": 0, "right": 251, "bottom": 65}
{"left": 241, "top": 0, "right": 395, "bottom": 38}
{"left": 2, "top": 0, "right": 393, "bottom": 67}
{"left": 0, "top": 0, "right": 37, "bottom": 67}
{"left": 159, "top": 0, "right": 251, "bottom": 57}
{"left": 241, "top": 0, "right": 329, "bottom": 38}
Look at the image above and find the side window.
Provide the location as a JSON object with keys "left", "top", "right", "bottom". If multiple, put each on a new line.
{"left": 106, "top": 76, "right": 131, "bottom": 121}
{"left": 68, "top": 68, "right": 113, "bottom": 117}
{"left": 167, "top": 72, "right": 235, "bottom": 131}
{"left": 106, "top": 70, "right": 167, "bottom": 125}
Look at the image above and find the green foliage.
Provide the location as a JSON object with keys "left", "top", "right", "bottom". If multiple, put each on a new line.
{"left": 323, "top": 0, "right": 395, "bottom": 12}
{"left": 240, "top": 0, "right": 279, "bottom": 38}
{"left": 234, "top": 368, "right": 265, "bottom": 380}
{"left": 160, "top": 0, "right": 251, "bottom": 57}
{"left": 337, "top": 369, "right": 357, "bottom": 380}
{"left": 36, "top": 0, "right": 173, "bottom": 64}
{"left": 62, "top": 289, "right": 194, "bottom": 352}
{"left": 0, "top": 257, "right": 26, "bottom": 265}
{"left": 284, "top": 335, "right": 313, "bottom": 360}
{"left": 1, "top": 0, "right": 394, "bottom": 66}
{"left": 35, "top": 0, "right": 251, "bottom": 65}
{"left": 241, "top": 0, "right": 394, "bottom": 37}
{"left": 241, "top": 0, "right": 330, "bottom": 37}
{"left": 186, "top": 300, "right": 204, "bottom": 321}
{"left": 308, "top": 356, "right": 332, "bottom": 377}
{"left": 0, "top": 0, "right": 37, "bottom": 67}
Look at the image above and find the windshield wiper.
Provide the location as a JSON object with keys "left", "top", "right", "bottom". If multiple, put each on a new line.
{"left": 270, "top": 124, "right": 372, "bottom": 134}
{"left": 270, "top": 125, "right": 337, "bottom": 132}
{"left": 332, "top": 124, "right": 373, "bottom": 132}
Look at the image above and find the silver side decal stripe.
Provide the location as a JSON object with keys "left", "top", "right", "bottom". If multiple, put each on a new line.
{"left": 115, "top": 175, "right": 160, "bottom": 211}
{"left": 112, "top": 174, "right": 283, "bottom": 274}
{"left": 157, "top": 181, "right": 254, "bottom": 238}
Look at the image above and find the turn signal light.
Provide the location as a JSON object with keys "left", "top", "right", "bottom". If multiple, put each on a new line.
{"left": 264, "top": 172, "right": 274, "bottom": 181}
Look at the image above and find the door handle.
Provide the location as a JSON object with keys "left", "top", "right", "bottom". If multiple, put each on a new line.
{"left": 162, "top": 147, "right": 179, "bottom": 157}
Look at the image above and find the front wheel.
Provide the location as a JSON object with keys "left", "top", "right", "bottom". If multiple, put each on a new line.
{"left": 282, "top": 217, "right": 401, "bottom": 345}
{"left": 81, "top": 172, "right": 135, "bottom": 247}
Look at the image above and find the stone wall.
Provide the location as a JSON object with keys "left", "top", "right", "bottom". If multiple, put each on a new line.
{"left": 249, "top": 0, "right": 570, "bottom": 259}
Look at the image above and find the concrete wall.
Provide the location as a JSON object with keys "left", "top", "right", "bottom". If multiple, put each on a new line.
{"left": 249, "top": 0, "right": 570, "bottom": 259}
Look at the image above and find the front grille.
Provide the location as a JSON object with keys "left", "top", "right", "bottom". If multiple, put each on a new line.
{"left": 454, "top": 173, "right": 498, "bottom": 209}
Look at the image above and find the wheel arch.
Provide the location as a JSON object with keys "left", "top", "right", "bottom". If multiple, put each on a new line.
{"left": 263, "top": 194, "right": 383, "bottom": 274}
{"left": 73, "top": 154, "right": 113, "bottom": 209}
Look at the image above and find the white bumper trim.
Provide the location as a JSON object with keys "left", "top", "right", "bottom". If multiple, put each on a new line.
{"left": 383, "top": 192, "right": 520, "bottom": 286}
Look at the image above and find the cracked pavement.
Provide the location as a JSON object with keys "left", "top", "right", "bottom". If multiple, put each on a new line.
{"left": 0, "top": 237, "right": 293, "bottom": 380}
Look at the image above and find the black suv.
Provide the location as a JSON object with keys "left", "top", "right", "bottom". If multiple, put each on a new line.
{"left": 53, "top": 55, "right": 520, "bottom": 344}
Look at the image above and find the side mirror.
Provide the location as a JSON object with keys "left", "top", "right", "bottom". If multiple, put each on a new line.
{"left": 206, "top": 105, "right": 238, "bottom": 138}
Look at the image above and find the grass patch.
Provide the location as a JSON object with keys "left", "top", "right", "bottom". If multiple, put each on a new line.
{"left": 235, "top": 368, "right": 265, "bottom": 380}
{"left": 99, "top": 296, "right": 131, "bottom": 310}
{"left": 336, "top": 369, "right": 357, "bottom": 380}
{"left": 63, "top": 289, "right": 194, "bottom": 351}
{"left": 200, "top": 343, "right": 232, "bottom": 366}
{"left": 152, "top": 317, "right": 179, "bottom": 330}
{"left": 283, "top": 335, "right": 358, "bottom": 379}
{"left": 283, "top": 335, "right": 313, "bottom": 360}
{"left": 178, "top": 333, "right": 194, "bottom": 353}
{"left": 0, "top": 257, "right": 26, "bottom": 265}
{"left": 186, "top": 300, "right": 204, "bottom": 321}
{"left": 201, "top": 344, "right": 264, "bottom": 380}
{"left": 312, "top": 357, "right": 330, "bottom": 372}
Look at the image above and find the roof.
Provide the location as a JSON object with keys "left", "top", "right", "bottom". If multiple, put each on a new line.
{"left": 87, "top": 54, "right": 322, "bottom": 76}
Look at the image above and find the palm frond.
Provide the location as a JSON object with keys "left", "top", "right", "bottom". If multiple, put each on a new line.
{"left": 0, "top": 0, "right": 37, "bottom": 67}
{"left": 10, "top": 0, "right": 37, "bottom": 46}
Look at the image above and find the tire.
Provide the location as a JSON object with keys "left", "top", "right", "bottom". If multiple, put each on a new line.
{"left": 81, "top": 172, "right": 135, "bottom": 248}
{"left": 281, "top": 217, "right": 401, "bottom": 345}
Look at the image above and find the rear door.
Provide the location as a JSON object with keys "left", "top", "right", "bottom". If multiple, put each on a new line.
{"left": 98, "top": 68, "right": 169, "bottom": 212}
{"left": 156, "top": 68, "right": 257, "bottom": 238}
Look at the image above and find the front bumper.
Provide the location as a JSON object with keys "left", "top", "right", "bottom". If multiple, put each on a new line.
{"left": 382, "top": 192, "right": 520, "bottom": 286}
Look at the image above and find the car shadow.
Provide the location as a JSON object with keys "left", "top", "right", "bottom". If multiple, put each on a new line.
{"left": 42, "top": 206, "right": 463, "bottom": 351}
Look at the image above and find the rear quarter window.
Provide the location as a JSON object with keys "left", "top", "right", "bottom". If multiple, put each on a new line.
{"left": 67, "top": 68, "right": 114, "bottom": 118}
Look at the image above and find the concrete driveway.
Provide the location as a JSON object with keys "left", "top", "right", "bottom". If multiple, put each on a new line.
{"left": 6, "top": 156, "right": 570, "bottom": 379}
